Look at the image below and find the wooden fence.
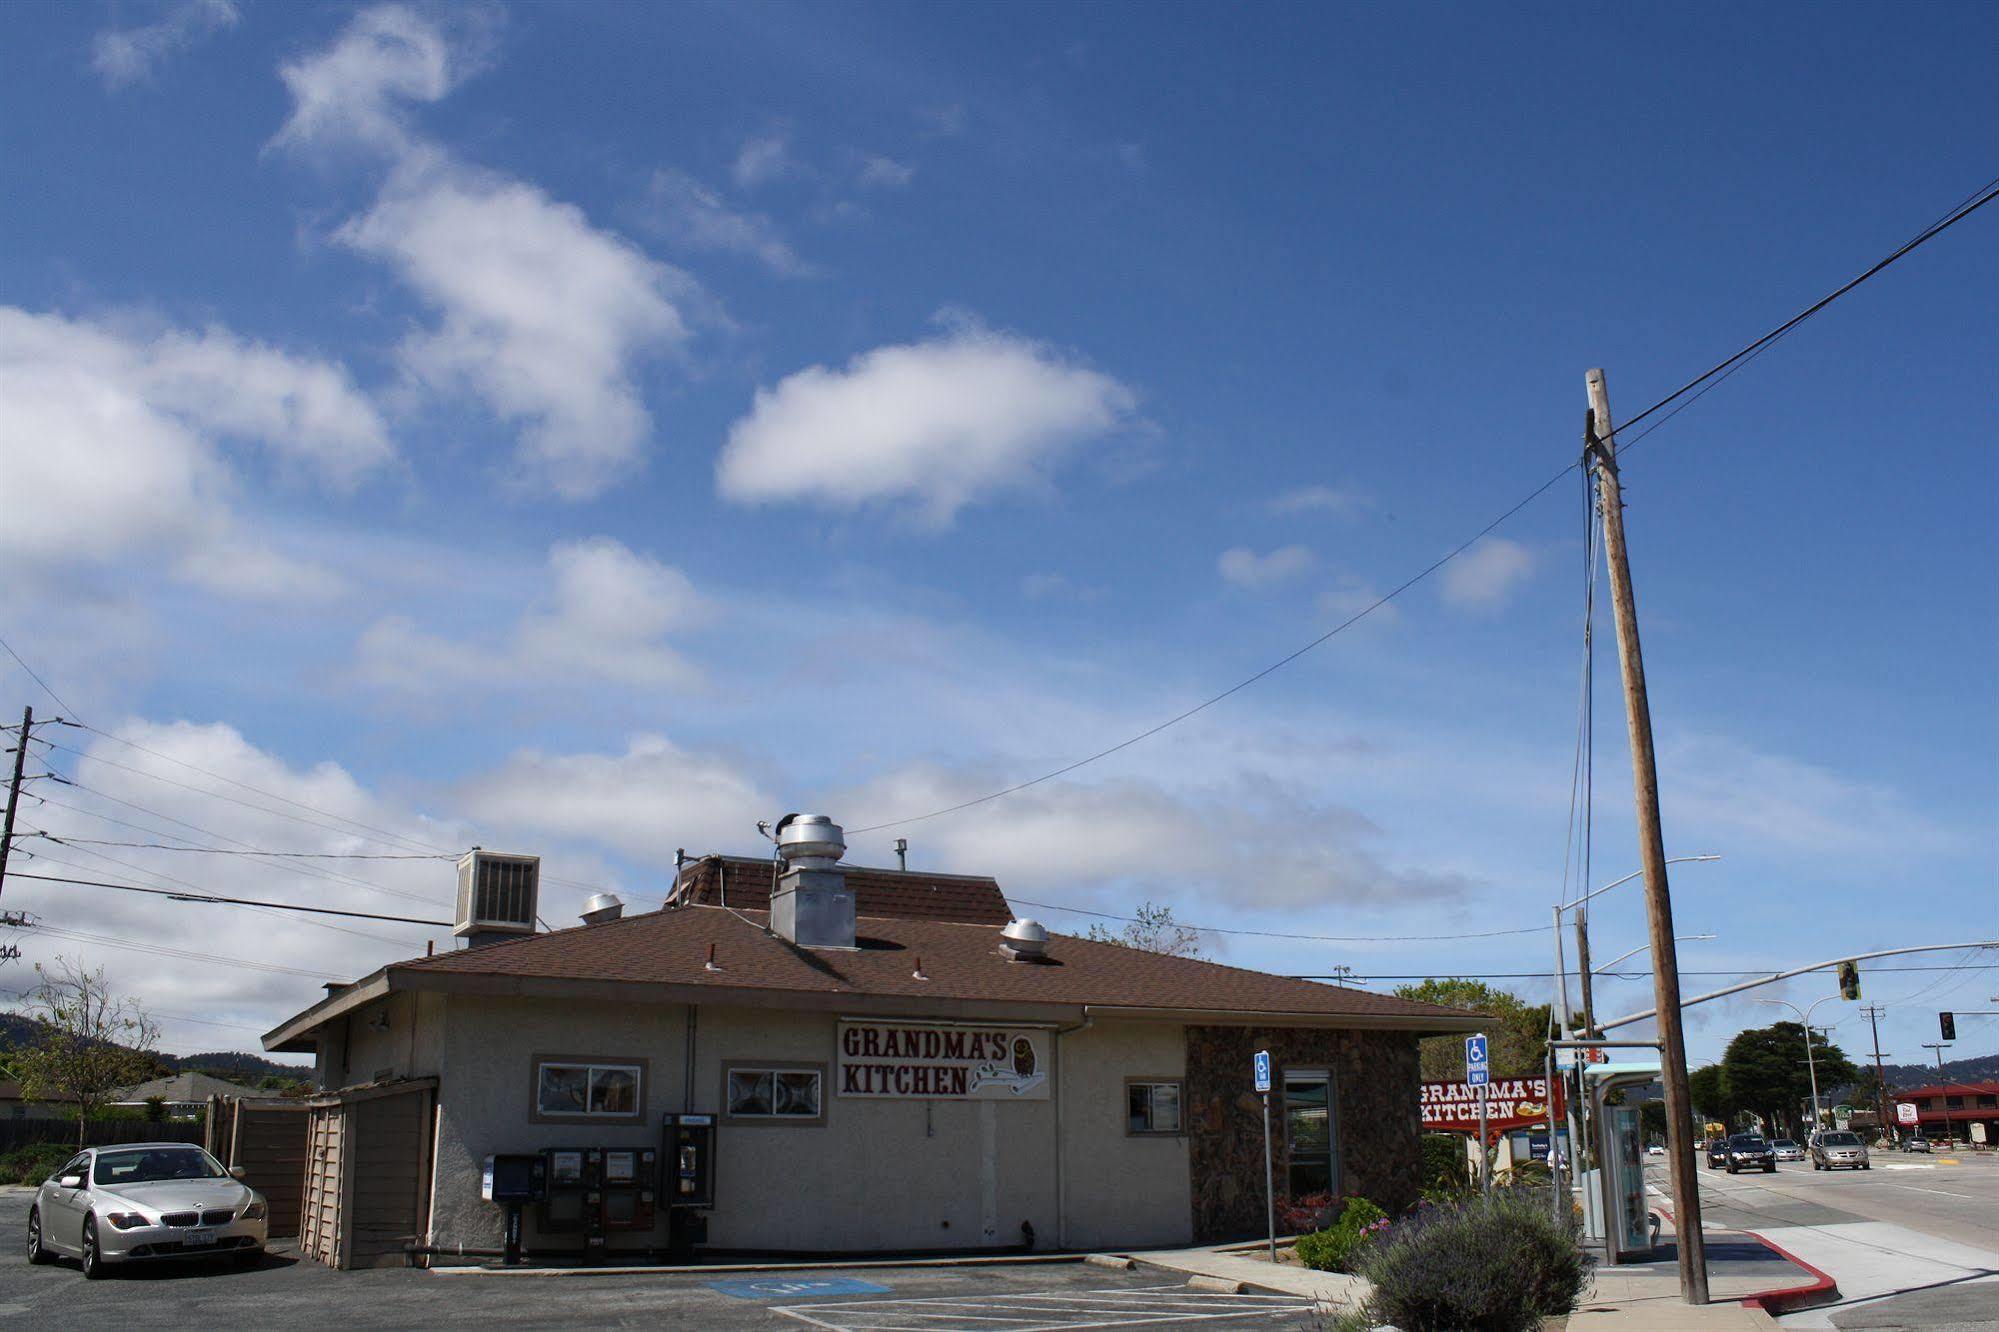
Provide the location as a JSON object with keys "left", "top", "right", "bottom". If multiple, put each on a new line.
{"left": 0, "top": 1118, "right": 204, "bottom": 1153}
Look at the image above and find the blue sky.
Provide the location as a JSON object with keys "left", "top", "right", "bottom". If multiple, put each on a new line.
{"left": 1, "top": 1, "right": 1993, "bottom": 1070}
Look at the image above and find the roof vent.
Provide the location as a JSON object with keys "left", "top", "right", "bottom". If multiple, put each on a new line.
{"left": 771, "top": 814, "right": 854, "bottom": 949}
{"left": 579, "top": 892, "right": 624, "bottom": 925}
{"left": 455, "top": 850, "right": 540, "bottom": 947}
{"left": 1000, "top": 918, "right": 1049, "bottom": 961}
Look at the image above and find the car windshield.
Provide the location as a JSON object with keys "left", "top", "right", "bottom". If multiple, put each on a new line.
{"left": 1822, "top": 1133, "right": 1861, "bottom": 1146}
{"left": 92, "top": 1147, "right": 227, "bottom": 1186}
{"left": 1773, "top": 1140, "right": 1798, "bottom": 1148}
{"left": 1730, "top": 1137, "right": 1767, "bottom": 1149}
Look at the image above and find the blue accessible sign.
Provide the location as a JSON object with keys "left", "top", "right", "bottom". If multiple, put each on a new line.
{"left": 1253, "top": 1049, "right": 1272, "bottom": 1093}
{"left": 1466, "top": 1033, "right": 1489, "bottom": 1087}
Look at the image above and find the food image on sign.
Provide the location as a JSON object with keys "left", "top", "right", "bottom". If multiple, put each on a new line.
{"left": 838, "top": 1022, "right": 1049, "bottom": 1099}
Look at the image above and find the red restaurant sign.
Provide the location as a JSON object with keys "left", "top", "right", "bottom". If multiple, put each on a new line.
{"left": 1420, "top": 1076, "right": 1563, "bottom": 1135}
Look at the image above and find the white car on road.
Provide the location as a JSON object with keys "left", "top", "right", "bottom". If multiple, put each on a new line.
{"left": 26, "top": 1143, "right": 268, "bottom": 1279}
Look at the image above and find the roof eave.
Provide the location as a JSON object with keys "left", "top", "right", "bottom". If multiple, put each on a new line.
{"left": 260, "top": 969, "right": 394, "bottom": 1053}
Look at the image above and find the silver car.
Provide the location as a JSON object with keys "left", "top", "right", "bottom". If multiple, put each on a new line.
{"left": 26, "top": 1143, "right": 268, "bottom": 1278}
{"left": 1810, "top": 1130, "right": 1871, "bottom": 1171}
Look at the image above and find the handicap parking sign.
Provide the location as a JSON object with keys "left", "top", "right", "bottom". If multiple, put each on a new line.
{"left": 708, "top": 1277, "right": 890, "bottom": 1300}
{"left": 1466, "top": 1034, "right": 1489, "bottom": 1087}
{"left": 1253, "top": 1049, "right": 1272, "bottom": 1093}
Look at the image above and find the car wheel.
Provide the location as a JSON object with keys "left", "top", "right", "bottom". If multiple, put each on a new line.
{"left": 81, "top": 1217, "right": 105, "bottom": 1280}
{"left": 1862, "top": 1163, "right": 1871, "bottom": 1171}
{"left": 27, "top": 1207, "right": 52, "bottom": 1265}
{"left": 1765, "top": 1164, "right": 1776, "bottom": 1173}
{"left": 1727, "top": 1163, "right": 1738, "bottom": 1174}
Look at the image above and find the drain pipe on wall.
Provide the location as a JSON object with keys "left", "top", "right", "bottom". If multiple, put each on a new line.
{"left": 1052, "top": 1008, "right": 1095, "bottom": 1251}
{"left": 684, "top": 1005, "right": 698, "bottom": 1112}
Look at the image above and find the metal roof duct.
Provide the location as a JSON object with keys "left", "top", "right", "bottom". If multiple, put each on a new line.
{"left": 771, "top": 814, "right": 854, "bottom": 949}
{"left": 579, "top": 892, "right": 624, "bottom": 925}
{"left": 1001, "top": 918, "right": 1050, "bottom": 962}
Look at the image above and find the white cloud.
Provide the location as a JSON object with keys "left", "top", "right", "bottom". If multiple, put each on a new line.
{"left": 1318, "top": 573, "right": 1398, "bottom": 625}
{"left": 856, "top": 154, "right": 915, "bottom": 189}
{"left": 353, "top": 537, "right": 705, "bottom": 694}
{"left": 641, "top": 168, "right": 811, "bottom": 276}
{"left": 833, "top": 765, "right": 1471, "bottom": 911}
{"left": 0, "top": 307, "right": 390, "bottom": 598}
{"left": 732, "top": 132, "right": 795, "bottom": 189}
{"left": 1219, "top": 544, "right": 1314, "bottom": 589}
{"left": 717, "top": 323, "right": 1136, "bottom": 523}
{"left": 459, "top": 734, "right": 775, "bottom": 864}
{"left": 1271, "top": 484, "right": 1366, "bottom": 518}
{"left": 91, "top": 0, "right": 238, "bottom": 89}
{"left": 1439, "top": 537, "right": 1536, "bottom": 611}
{"left": 271, "top": 4, "right": 462, "bottom": 154}
{"left": 277, "top": 6, "right": 689, "bottom": 499}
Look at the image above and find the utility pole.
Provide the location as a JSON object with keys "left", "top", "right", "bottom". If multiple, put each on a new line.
{"left": 0, "top": 704, "right": 31, "bottom": 906}
{"left": 1861, "top": 1005, "right": 1892, "bottom": 1142}
{"left": 1575, "top": 909, "right": 1597, "bottom": 1037}
{"left": 1922, "top": 1043, "right": 1954, "bottom": 1145}
{"left": 1585, "top": 369, "right": 1706, "bottom": 1304}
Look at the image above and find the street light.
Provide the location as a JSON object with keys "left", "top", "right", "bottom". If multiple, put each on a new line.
{"left": 1594, "top": 934, "right": 1716, "bottom": 974}
{"left": 1756, "top": 995, "right": 1841, "bottom": 1136}
{"left": 1554, "top": 855, "right": 1721, "bottom": 1036}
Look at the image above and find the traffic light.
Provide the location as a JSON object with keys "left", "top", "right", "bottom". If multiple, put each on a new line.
{"left": 1941, "top": 1012, "right": 1956, "bottom": 1041}
{"left": 1838, "top": 960, "right": 1860, "bottom": 1000}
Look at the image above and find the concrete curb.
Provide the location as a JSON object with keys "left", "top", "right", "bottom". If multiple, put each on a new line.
{"left": 1084, "top": 1254, "right": 1136, "bottom": 1270}
{"left": 428, "top": 1253, "right": 1086, "bottom": 1277}
{"left": 1184, "top": 1274, "right": 1248, "bottom": 1294}
{"left": 1733, "top": 1230, "right": 1840, "bottom": 1316}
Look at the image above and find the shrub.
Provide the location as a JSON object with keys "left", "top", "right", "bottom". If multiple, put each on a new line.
{"left": 1356, "top": 1190, "right": 1593, "bottom": 1331}
{"left": 1276, "top": 1191, "right": 1337, "bottom": 1233}
{"left": 1420, "top": 1133, "right": 1471, "bottom": 1199}
{"left": 1294, "top": 1196, "right": 1390, "bottom": 1272}
{"left": 0, "top": 1143, "right": 76, "bottom": 1187}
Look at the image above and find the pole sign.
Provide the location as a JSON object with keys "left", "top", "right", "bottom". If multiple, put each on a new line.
{"left": 1253, "top": 1049, "right": 1272, "bottom": 1093}
{"left": 1895, "top": 1102, "right": 1918, "bottom": 1126}
{"left": 1466, "top": 1034, "right": 1489, "bottom": 1087}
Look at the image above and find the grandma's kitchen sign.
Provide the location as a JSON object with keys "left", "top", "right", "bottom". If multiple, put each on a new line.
{"left": 837, "top": 1022, "right": 1049, "bottom": 1099}
{"left": 1419, "top": 1076, "right": 1564, "bottom": 1134}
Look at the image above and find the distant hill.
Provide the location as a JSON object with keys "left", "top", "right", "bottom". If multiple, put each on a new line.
{"left": 1880, "top": 1052, "right": 1999, "bottom": 1088}
{"left": 1, "top": 1013, "right": 309, "bottom": 1085}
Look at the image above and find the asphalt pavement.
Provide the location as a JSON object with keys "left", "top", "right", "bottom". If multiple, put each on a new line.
{"left": 1648, "top": 1149, "right": 1999, "bottom": 1332}
{"left": 0, "top": 1189, "right": 1320, "bottom": 1330}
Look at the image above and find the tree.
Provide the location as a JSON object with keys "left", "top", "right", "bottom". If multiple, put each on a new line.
{"left": 1392, "top": 979, "right": 1552, "bottom": 1080}
{"left": 1087, "top": 902, "right": 1203, "bottom": 958}
{"left": 1688, "top": 1063, "right": 1739, "bottom": 1127}
{"left": 9, "top": 957, "right": 160, "bottom": 1147}
{"left": 1719, "top": 1022, "right": 1859, "bottom": 1139}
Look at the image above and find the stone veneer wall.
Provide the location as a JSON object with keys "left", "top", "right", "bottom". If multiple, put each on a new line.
{"left": 1184, "top": 1025, "right": 1421, "bottom": 1242}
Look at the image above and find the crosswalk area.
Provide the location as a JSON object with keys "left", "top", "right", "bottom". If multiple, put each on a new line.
{"left": 771, "top": 1282, "right": 1320, "bottom": 1330}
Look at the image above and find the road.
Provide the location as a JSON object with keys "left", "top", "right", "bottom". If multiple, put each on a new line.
{"left": 1654, "top": 1149, "right": 1999, "bottom": 1330}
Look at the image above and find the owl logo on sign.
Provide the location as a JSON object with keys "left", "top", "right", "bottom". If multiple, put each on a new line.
{"left": 971, "top": 1034, "right": 1045, "bottom": 1096}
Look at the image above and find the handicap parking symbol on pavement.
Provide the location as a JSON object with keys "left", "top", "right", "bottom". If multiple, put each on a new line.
{"left": 708, "top": 1277, "right": 890, "bottom": 1300}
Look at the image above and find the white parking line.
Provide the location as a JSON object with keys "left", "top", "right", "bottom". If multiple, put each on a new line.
{"left": 771, "top": 1286, "right": 1316, "bottom": 1331}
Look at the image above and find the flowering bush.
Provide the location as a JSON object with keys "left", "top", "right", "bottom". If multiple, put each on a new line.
{"left": 1293, "top": 1196, "right": 1388, "bottom": 1272}
{"left": 1353, "top": 1191, "right": 1593, "bottom": 1331}
{"left": 1274, "top": 1191, "right": 1336, "bottom": 1234}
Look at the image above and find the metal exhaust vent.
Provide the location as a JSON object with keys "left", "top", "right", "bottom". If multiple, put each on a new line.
{"left": 1000, "top": 918, "right": 1049, "bottom": 962}
{"left": 579, "top": 892, "right": 624, "bottom": 925}
{"left": 454, "top": 850, "right": 540, "bottom": 947}
{"left": 771, "top": 814, "right": 854, "bottom": 949}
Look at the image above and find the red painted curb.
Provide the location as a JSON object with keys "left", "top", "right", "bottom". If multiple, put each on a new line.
{"left": 1735, "top": 1230, "right": 1839, "bottom": 1315}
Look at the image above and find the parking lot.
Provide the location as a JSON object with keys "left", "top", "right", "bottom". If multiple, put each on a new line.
{"left": 1, "top": 1190, "right": 1319, "bottom": 1330}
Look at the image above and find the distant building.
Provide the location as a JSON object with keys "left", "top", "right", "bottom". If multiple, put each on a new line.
{"left": 1892, "top": 1079, "right": 1999, "bottom": 1145}
{"left": 0, "top": 1077, "right": 74, "bottom": 1120}
{"left": 111, "top": 1071, "right": 266, "bottom": 1119}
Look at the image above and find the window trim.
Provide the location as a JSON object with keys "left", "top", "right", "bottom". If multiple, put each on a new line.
{"left": 1280, "top": 1065, "right": 1341, "bottom": 1199}
{"left": 723, "top": 1060, "right": 828, "bottom": 1127}
{"left": 529, "top": 1053, "right": 649, "bottom": 1125}
{"left": 1124, "top": 1077, "right": 1186, "bottom": 1137}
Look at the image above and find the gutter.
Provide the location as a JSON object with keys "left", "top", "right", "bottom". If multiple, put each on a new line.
{"left": 1052, "top": 1008, "right": 1096, "bottom": 1251}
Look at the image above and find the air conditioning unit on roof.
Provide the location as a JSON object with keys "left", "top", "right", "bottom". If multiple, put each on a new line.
{"left": 455, "top": 850, "right": 540, "bottom": 945}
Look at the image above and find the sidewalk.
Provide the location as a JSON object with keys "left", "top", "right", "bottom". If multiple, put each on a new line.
{"left": 1117, "top": 1239, "right": 1365, "bottom": 1305}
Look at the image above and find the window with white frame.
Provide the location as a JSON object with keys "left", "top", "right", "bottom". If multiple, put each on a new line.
{"left": 725, "top": 1064, "right": 824, "bottom": 1122}
{"left": 1127, "top": 1079, "right": 1183, "bottom": 1135}
{"left": 533, "top": 1057, "right": 644, "bottom": 1121}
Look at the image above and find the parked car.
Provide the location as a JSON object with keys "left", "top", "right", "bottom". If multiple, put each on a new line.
{"left": 1646, "top": 1144, "right": 1666, "bottom": 1157}
{"left": 1772, "top": 1139, "right": 1805, "bottom": 1162}
{"left": 1706, "top": 1137, "right": 1730, "bottom": 1169}
{"left": 1904, "top": 1135, "right": 1932, "bottom": 1153}
{"left": 1723, "top": 1133, "right": 1778, "bottom": 1174}
{"left": 1811, "top": 1130, "right": 1870, "bottom": 1171}
{"left": 26, "top": 1143, "right": 268, "bottom": 1279}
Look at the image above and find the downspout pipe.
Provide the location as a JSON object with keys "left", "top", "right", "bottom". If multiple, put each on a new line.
{"left": 1052, "top": 1007, "right": 1095, "bottom": 1251}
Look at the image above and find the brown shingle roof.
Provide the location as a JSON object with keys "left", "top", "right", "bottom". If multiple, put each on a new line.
{"left": 673, "top": 856, "right": 1011, "bottom": 925}
{"left": 390, "top": 903, "right": 1477, "bottom": 1026}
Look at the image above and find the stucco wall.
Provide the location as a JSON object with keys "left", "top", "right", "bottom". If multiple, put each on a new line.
{"left": 416, "top": 995, "right": 1200, "bottom": 1256}
{"left": 321, "top": 991, "right": 444, "bottom": 1090}
{"left": 1058, "top": 1019, "right": 1192, "bottom": 1250}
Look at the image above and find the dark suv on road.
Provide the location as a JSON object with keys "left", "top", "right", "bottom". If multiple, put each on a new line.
{"left": 1721, "top": 1133, "right": 1777, "bottom": 1174}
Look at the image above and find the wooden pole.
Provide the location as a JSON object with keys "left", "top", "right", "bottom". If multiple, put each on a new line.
{"left": 1576, "top": 909, "right": 1597, "bottom": 1037}
{"left": 1585, "top": 369, "right": 1708, "bottom": 1304}
{"left": 1862, "top": 1005, "right": 1892, "bottom": 1142}
{"left": 0, "top": 705, "right": 31, "bottom": 905}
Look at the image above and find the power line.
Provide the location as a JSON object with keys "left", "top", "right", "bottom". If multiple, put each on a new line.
{"left": 15, "top": 922, "right": 346, "bottom": 980}
{"left": 848, "top": 175, "right": 1999, "bottom": 838}
{"left": 1299, "top": 965, "right": 1999, "bottom": 981}
{"left": 40, "top": 835, "right": 453, "bottom": 860}
{"left": 8, "top": 870, "right": 451, "bottom": 928}
{"left": 0, "top": 635, "right": 78, "bottom": 717}
{"left": 1012, "top": 896, "right": 1550, "bottom": 943}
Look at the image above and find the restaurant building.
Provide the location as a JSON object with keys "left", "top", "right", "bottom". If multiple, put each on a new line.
{"left": 263, "top": 817, "right": 1480, "bottom": 1264}
{"left": 1894, "top": 1079, "right": 1999, "bottom": 1145}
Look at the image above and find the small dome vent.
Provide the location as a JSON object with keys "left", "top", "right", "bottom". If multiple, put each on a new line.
{"left": 579, "top": 892, "right": 624, "bottom": 925}
{"left": 1001, "top": 918, "right": 1049, "bottom": 961}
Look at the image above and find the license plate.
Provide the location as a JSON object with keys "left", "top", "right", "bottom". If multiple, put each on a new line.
{"left": 183, "top": 1231, "right": 218, "bottom": 1247}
